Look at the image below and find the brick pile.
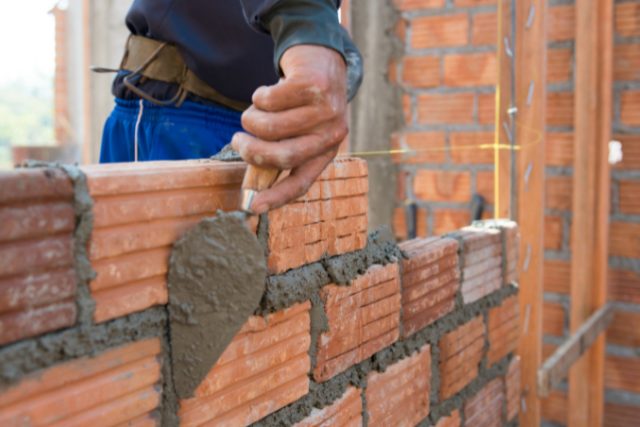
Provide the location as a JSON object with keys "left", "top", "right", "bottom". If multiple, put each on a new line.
{"left": 0, "top": 159, "right": 521, "bottom": 426}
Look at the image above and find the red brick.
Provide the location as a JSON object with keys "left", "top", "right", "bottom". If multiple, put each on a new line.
{"left": 544, "top": 215, "right": 563, "bottom": 250}
{"left": 545, "top": 175, "right": 572, "bottom": 211}
{"left": 472, "top": 12, "right": 496, "bottom": 46}
{"left": 403, "top": 94, "right": 413, "bottom": 124}
{"left": 0, "top": 301, "right": 76, "bottom": 346}
{"left": 366, "top": 344, "right": 431, "bottom": 427}
{"left": 548, "top": 5, "right": 575, "bottom": 41}
{"left": 619, "top": 180, "right": 640, "bottom": 215}
{"left": 546, "top": 132, "right": 573, "bottom": 167}
{"left": 621, "top": 91, "right": 640, "bottom": 126}
{"left": 605, "top": 401, "right": 640, "bottom": 427}
{"left": 615, "top": 3, "right": 640, "bottom": 37}
{"left": 0, "top": 168, "right": 73, "bottom": 205}
{"left": 605, "top": 354, "right": 640, "bottom": 394}
{"left": 414, "top": 170, "right": 471, "bottom": 203}
{"left": 607, "top": 309, "right": 640, "bottom": 349}
{"left": 400, "top": 238, "right": 460, "bottom": 336}
{"left": 547, "top": 48, "right": 573, "bottom": 83}
{"left": 544, "top": 259, "right": 570, "bottom": 295}
{"left": 393, "top": 206, "right": 428, "bottom": 241}
{"left": 411, "top": 14, "right": 469, "bottom": 49}
{"left": 393, "top": 131, "right": 446, "bottom": 164}
{"left": 0, "top": 339, "right": 162, "bottom": 426}
{"left": 505, "top": 356, "right": 520, "bottom": 422}
{"left": 609, "top": 267, "right": 640, "bottom": 304}
{"left": 434, "top": 210, "right": 471, "bottom": 236}
{"left": 444, "top": 53, "right": 497, "bottom": 87}
{"left": 393, "top": 0, "right": 444, "bottom": 10}
{"left": 487, "top": 296, "right": 519, "bottom": 364}
{"left": 314, "top": 264, "right": 401, "bottom": 382}
{"left": 614, "top": 134, "right": 640, "bottom": 170}
{"left": 435, "top": 410, "right": 461, "bottom": 427}
{"left": 0, "top": 268, "right": 75, "bottom": 313}
{"left": 402, "top": 55, "right": 441, "bottom": 88}
{"left": 417, "top": 93, "right": 475, "bottom": 124}
{"left": 294, "top": 386, "right": 362, "bottom": 427}
{"left": 614, "top": 44, "right": 640, "bottom": 81}
{"left": 455, "top": 0, "right": 495, "bottom": 5}
{"left": 541, "top": 391, "right": 568, "bottom": 425}
{"left": 93, "top": 277, "right": 168, "bottom": 323}
{"left": 477, "top": 93, "right": 495, "bottom": 124}
{"left": 476, "top": 171, "right": 495, "bottom": 205}
{"left": 609, "top": 221, "right": 640, "bottom": 259}
{"left": 0, "top": 202, "right": 75, "bottom": 243}
{"left": 543, "top": 301, "right": 565, "bottom": 338}
{"left": 463, "top": 378, "right": 505, "bottom": 427}
{"left": 546, "top": 91, "right": 574, "bottom": 126}
{"left": 180, "top": 303, "right": 311, "bottom": 425}
{"left": 450, "top": 132, "right": 494, "bottom": 164}
{"left": 439, "top": 316, "right": 485, "bottom": 399}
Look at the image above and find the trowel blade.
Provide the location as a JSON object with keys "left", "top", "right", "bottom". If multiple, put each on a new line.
{"left": 167, "top": 212, "right": 267, "bottom": 399}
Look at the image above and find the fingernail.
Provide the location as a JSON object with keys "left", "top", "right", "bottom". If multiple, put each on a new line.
{"left": 253, "top": 203, "right": 268, "bottom": 215}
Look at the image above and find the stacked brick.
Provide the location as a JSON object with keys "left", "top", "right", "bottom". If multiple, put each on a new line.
{"left": 267, "top": 158, "right": 368, "bottom": 273}
{"left": 0, "top": 159, "right": 521, "bottom": 427}
{"left": 0, "top": 339, "right": 162, "bottom": 426}
{"left": 0, "top": 169, "right": 77, "bottom": 345}
{"left": 179, "top": 303, "right": 311, "bottom": 426}
{"left": 399, "top": 237, "right": 459, "bottom": 337}
{"left": 314, "top": 263, "right": 401, "bottom": 382}
{"left": 452, "top": 227, "right": 503, "bottom": 304}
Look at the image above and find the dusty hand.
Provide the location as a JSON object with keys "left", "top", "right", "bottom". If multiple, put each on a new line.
{"left": 231, "top": 44, "right": 348, "bottom": 214}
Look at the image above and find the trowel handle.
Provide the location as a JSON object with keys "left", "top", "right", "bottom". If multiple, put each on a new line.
{"left": 240, "top": 165, "right": 281, "bottom": 213}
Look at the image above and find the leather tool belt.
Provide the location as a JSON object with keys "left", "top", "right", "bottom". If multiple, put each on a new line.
{"left": 100, "top": 35, "right": 250, "bottom": 111}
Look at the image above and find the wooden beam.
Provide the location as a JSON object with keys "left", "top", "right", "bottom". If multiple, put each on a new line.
{"left": 515, "top": 1, "right": 546, "bottom": 425}
{"left": 569, "top": 0, "right": 614, "bottom": 425}
{"left": 538, "top": 304, "right": 615, "bottom": 397}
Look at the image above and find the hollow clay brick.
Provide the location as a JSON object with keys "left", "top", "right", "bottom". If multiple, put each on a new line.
{"left": 463, "top": 378, "right": 505, "bottom": 427}
{"left": 439, "top": 316, "right": 485, "bottom": 399}
{"left": 180, "top": 303, "right": 311, "bottom": 426}
{"left": 314, "top": 264, "right": 401, "bottom": 382}
{"left": 0, "top": 338, "right": 162, "bottom": 426}
{"left": 366, "top": 344, "right": 431, "bottom": 427}
{"left": 294, "top": 386, "right": 362, "bottom": 427}
{"left": 0, "top": 202, "right": 75, "bottom": 243}
{"left": 400, "top": 238, "right": 460, "bottom": 336}
{"left": 0, "top": 236, "right": 74, "bottom": 279}
{"left": 92, "top": 276, "right": 168, "bottom": 323}
{"left": 505, "top": 356, "right": 521, "bottom": 422}
{"left": 0, "top": 300, "right": 76, "bottom": 346}
{"left": 435, "top": 410, "right": 461, "bottom": 427}
{"left": 487, "top": 296, "right": 519, "bottom": 365}
{"left": 0, "top": 268, "right": 76, "bottom": 312}
{"left": 0, "top": 168, "right": 73, "bottom": 205}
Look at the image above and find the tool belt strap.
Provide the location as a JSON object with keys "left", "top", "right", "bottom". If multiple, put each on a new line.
{"left": 119, "top": 35, "right": 250, "bottom": 111}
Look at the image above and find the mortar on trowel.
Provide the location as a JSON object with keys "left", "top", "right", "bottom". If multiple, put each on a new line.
{"left": 167, "top": 164, "right": 280, "bottom": 399}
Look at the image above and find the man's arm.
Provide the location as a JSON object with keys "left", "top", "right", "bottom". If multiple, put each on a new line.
{"left": 233, "top": 0, "right": 363, "bottom": 214}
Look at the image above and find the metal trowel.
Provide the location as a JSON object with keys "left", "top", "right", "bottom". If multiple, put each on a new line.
{"left": 167, "top": 164, "right": 280, "bottom": 399}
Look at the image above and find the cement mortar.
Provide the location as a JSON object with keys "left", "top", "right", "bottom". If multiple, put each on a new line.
{"left": 210, "top": 144, "right": 242, "bottom": 162}
{"left": 0, "top": 308, "right": 167, "bottom": 387}
{"left": 167, "top": 213, "right": 267, "bottom": 399}
{"left": 21, "top": 161, "right": 97, "bottom": 326}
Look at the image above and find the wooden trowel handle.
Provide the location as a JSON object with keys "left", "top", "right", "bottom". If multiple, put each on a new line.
{"left": 240, "top": 165, "right": 281, "bottom": 213}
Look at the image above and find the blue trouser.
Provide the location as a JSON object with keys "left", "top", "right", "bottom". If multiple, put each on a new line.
{"left": 100, "top": 98, "right": 243, "bottom": 163}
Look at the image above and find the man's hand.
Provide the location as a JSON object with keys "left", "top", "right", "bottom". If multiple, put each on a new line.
{"left": 231, "top": 44, "right": 348, "bottom": 214}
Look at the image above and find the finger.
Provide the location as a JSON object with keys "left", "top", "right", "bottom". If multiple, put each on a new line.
{"left": 231, "top": 124, "right": 347, "bottom": 169}
{"left": 242, "top": 103, "right": 336, "bottom": 142}
{"left": 250, "top": 148, "right": 338, "bottom": 214}
{"left": 252, "top": 78, "right": 321, "bottom": 112}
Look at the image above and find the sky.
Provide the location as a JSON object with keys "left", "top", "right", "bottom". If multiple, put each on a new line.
{"left": 0, "top": 0, "right": 58, "bottom": 85}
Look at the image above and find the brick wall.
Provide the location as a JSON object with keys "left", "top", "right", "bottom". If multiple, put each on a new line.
{"left": 0, "top": 159, "right": 520, "bottom": 426}
{"left": 389, "top": 0, "right": 640, "bottom": 424}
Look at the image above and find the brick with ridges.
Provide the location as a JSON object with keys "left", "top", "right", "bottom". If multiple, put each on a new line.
{"left": 294, "top": 386, "right": 362, "bottom": 427}
{"left": 464, "top": 378, "right": 505, "bottom": 427}
{"left": 487, "top": 296, "right": 519, "bottom": 365}
{"left": 506, "top": 356, "right": 521, "bottom": 421}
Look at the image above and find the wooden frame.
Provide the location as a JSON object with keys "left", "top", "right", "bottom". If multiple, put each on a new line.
{"left": 568, "top": 0, "right": 614, "bottom": 425}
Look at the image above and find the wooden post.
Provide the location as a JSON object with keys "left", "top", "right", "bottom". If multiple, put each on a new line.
{"left": 514, "top": 1, "right": 546, "bottom": 425}
{"left": 569, "top": 0, "right": 613, "bottom": 425}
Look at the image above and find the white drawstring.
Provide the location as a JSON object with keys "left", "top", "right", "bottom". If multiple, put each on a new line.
{"left": 133, "top": 99, "right": 144, "bottom": 162}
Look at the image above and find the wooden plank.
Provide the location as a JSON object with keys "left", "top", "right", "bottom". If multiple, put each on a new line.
{"left": 514, "top": 1, "right": 546, "bottom": 426}
{"left": 495, "top": 0, "right": 515, "bottom": 219}
{"left": 538, "top": 303, "right": 615, "bottom": 397}
{"left": 568, "top": 0, "right": 614, "bottom": 426}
